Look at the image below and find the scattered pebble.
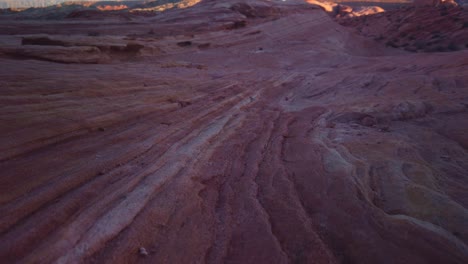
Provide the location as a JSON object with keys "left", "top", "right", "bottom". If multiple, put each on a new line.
{"left": 139, "top": 247, "right": 148, "bottom": 256}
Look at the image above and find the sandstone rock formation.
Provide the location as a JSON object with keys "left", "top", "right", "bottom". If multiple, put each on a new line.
{"left": 0, "top": 0, "right": 89, "bottom": 8}
{"left": 307, "top": 0, "right": 386, "bottom": 19}
{"left": 0, "top": 0, "right": 467, "bottom": 263}
{"left": 413, "top": 0, "right": 458, "bottom": 7}
{"left": 0, "top": 1, "right": 202, "bottom": 19}
{"left": 339, "top": 4, "right": 468, "bottom": 52}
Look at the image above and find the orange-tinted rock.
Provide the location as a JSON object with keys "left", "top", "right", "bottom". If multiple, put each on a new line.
{"left": 97, "top": 5, "right": 128, "bottom": 11}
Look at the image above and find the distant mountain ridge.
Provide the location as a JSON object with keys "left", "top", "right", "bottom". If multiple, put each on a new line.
{"left": 0, "top": 1, "right": 94, "bottom": 8}
{"left": 0, "top": 0, "right": 139, "bottom": 8}
{"left": 0, "top": 0, "right": 201, "bottom": 19}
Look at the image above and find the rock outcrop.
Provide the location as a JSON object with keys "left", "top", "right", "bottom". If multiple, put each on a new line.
{"left": 0, "top": 0, "right": 467, "bottom": 263}
{"left": 339, "top": 4, "right": 468, "bottom": 52}
{"left": 413, "top": 0, "right": 458, "bottom": 7}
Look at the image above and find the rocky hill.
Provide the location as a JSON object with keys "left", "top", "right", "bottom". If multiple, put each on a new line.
{"left": 0, "top": 0, "right": 171, "bottom": 9}
{"left": 0, "top": 0, "right": 98, "bottom": 8}
{"left": 339, "top": 5, "right": 468, "bottom": 52}
{"left": 0, "top": 0, "right": 201, "bottom": 19}
{"left": 0, "top": 0, "right": 467, "bottom": 263}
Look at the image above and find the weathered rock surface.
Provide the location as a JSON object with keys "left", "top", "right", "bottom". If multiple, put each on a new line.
{"left": 0, "top": 0, "right": 201, "bottom": 20}
{"left": 0, "top": 0, "right": 467, "bottom": 263}
{"left": 339, "top": 5, "right": 468, "bottom": 52}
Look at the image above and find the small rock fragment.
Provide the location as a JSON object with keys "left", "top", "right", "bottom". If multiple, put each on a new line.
{"left": 139, "top": 247, "right": 148, "bottom": 256}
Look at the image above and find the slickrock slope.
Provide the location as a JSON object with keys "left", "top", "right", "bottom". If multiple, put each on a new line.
{"left": 0, "top": 0, "right": 467, "bottom": 263}
{"left": 339, "top": 5, "right": 468, "bottom": 52}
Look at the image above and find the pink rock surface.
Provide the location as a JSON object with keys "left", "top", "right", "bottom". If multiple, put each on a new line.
{"left": 0, "top": 1, "right": 467, "bottom": 263}
{"left": 339, "top": 5, "right": 468, "bottom": 52}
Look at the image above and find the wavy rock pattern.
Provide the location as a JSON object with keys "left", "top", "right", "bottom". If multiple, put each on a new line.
{"left": 0, "top": 0, "right": 467, "bottom": 263}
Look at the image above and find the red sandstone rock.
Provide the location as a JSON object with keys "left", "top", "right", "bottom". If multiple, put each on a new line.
{"left": 0, "top": 1, "right": 467, "bottom": 264}
{"left": 339, "top": 4, "right": 468, "bottom": 52}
